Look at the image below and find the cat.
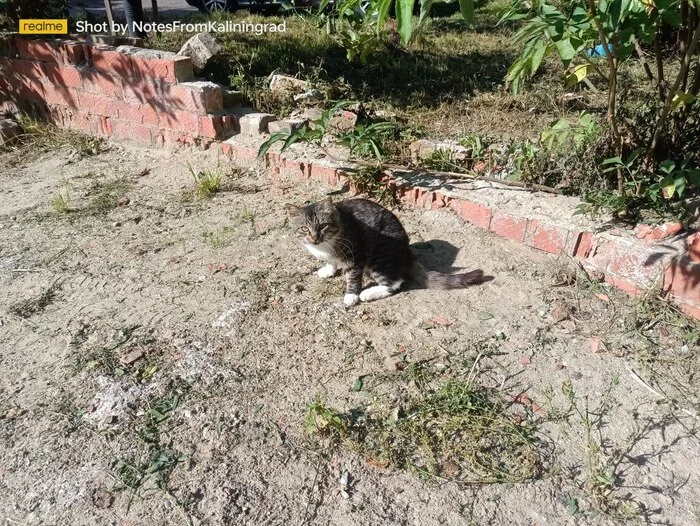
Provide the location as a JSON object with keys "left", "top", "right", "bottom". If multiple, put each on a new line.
{"left": 284, "top": 196, "right": 487, "bottom": 306}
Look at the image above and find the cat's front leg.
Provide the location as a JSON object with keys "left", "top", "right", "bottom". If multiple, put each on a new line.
{"left": 317, "top": 263, "right": 337, "bottom": 279}
{"left": 343, "top": 266, "right": 363, "bottom": 306}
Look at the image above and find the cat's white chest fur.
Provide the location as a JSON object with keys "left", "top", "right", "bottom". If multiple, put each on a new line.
{"left": 304, "top": 243, "right": 333, "bottom": 262}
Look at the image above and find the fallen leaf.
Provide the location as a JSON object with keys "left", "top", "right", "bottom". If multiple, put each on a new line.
{"left": 118, "top": 348, "right": 144, "bottom": 366}
{"left": 589, "top": 338, "right": 607, "bottom": 354}
{"left": 594, "top": 293, "right": 610, "bottom": 302}
{"left": 441, "top": 460, "right": 460, "bottom": 478}
{"left": 353, "top": 376, "right": 364, "bottom": 392}
{"left": 430, "top": 317, "right": 453, "bottom": 327}
{"left": 477, "top": 311, "right": 494, "bottom": 321}
{"left": 366, "top": 458, "right": 389, "bottom": 469}
{"left": 551, "top": 303, "right": 570, "bottom": 322}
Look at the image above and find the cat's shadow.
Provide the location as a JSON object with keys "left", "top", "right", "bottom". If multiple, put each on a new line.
{"left": 410, "top": 239, "right": 468, "bottom": 274}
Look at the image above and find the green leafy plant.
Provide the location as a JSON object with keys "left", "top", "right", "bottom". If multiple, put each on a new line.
{"left": 502, "top": 0, "right": 700, "bottom": 175}
{"left": 258, "top": 100, "right": 395, "bottom": 160}
{"left": 540, "top": 111, "right": 599, "bottom": 152}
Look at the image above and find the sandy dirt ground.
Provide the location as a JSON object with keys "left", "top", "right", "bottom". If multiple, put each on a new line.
{"left": 0, "top": 138, "right": 699, "bottom": 526}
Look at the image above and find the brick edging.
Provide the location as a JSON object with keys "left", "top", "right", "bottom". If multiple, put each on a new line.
{"left": 217, "top": 141, "right": 700, "bottom": 321}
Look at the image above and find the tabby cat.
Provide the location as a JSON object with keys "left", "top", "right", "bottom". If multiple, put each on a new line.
{"left": 285, "top": 197, "right": 486, "bottom": 306}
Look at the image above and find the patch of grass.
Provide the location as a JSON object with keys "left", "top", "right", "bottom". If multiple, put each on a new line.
{"left": 10, "top": 281, "right": 60, "bottom": 318}
{"left": 347, "top": 165, "right": 399, "bottom": 206}
{"left": 304, "top": 353, "right": 542, "bottom": 484}
{"left": 558, "top": 377, "right": 644, "bottom": 521}
{"left": 52, "top": 184, "right": 73, "bottom": 214}
{"left": 8, "top": 114, "right": 104, "bottom": 158}
{"left": 85, "top": 176, "right": 133, "bottom": 215}
{"left": 190, "top": 165, "right": 223, "bottom": 199}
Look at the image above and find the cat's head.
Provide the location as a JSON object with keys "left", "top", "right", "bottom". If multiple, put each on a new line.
{"left": 284, "top": 197, "right": 341, "bottom": 246}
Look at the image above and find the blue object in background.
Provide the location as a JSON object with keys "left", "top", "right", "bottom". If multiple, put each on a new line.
{"left": 587, "top": 44, "right": 614, "bottom": 57}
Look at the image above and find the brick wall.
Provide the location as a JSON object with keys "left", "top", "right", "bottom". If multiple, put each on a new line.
{"left": 2, "top": 34, "right": 698, "bottom": 320}
{"left": 0, "top": 35, "right": 238, "bottom": 147}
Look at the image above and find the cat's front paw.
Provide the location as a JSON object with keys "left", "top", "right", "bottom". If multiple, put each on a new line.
{"left": 343, "top": 293, "right": 359, "bottom": 307}
{"left": 317, "top": 264, "right": 337, "bottom": 279}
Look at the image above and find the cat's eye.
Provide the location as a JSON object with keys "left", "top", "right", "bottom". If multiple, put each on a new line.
{"left": 300, "top": 226, "right": 309, "bottom": 233}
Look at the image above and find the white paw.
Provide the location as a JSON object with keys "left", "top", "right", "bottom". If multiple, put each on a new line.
{"left": 359, "top": 286, "right": 392, "bottom": 302}
{"left": 343, "top": 294, "right": 360, "bottom": 307}
{"left": 317, "top": 264, "right": 337, "bottom": 279}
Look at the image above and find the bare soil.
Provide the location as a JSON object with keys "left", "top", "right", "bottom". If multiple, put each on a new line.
{"left": 1, "top": 139, "right": 699, "bottom": 526}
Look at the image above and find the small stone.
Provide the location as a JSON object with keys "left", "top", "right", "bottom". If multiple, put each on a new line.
{"left": 92, "top": 487, "right": 114, "bottom": 509}
{"left": 293, "top": 89, "right": 323, "bottom": 103}
{"left": 268, "top": 119, "right": 308, "bottom": 134}
{"left": 328, "top": 110, "right": 358, "bottom": 133}
{"left": 268, "top": 73, "right": 307, "bottom": 94}
{"left": 292, "top": 283, "right": 304, "bottom": 293}
{"left": 118, "top": 196, "right": 130, "bottom": 206}
{"left": 177, "top": 32, "right": 221, "bottom": 71}
{"left": 0, "top": 118, "right": 21, "bottom": 146}
{"left": 239, "top": 113, "right": 276, "bottom": 135}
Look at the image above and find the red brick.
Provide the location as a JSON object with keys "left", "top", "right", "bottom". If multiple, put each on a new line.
{"left": 170, "top": 83, "right": 223, "bottom": 114}
{"left": 95, "top": 116, "right": 113, "bottom": 136}
{"left": 431, "top": 193, "right": 450, "bottom": 210}
{"left": 606, "top": 241, "right": 663, "bottom": 285}
{"left": 227, "top": 144, "right": 260, "bottom": 164}
{"left": 635, "top": 222, "right": 683, "bottom": 241}
{"left": 69, "top": 111, "right": 95, "bottom": 133}
{"left": 688, "top": 233, "right": 700, "bottom": 263}
{"left": 43, "top": 85, "right": 77, "bottom": 107}
{"left": 221, "top": 143, "right": 233, "bottom": 157}
{"left": 78, "top": 91, "right": 115, "bottom": 116}
{"left": 310, "top": 164, "right": 339, "bottom": 186}
{"left": 417, "top": 191, "right": 434, "bottom": 209}
{"left": 199, "top": 115, "right": 235, "bottom": 139}
{"left": 116, "top": 101, "right": 158, "bottom": 125}
{"left": 527, "top": 220, "right": 569, "bottom": 254}
{"left": 43, "top": 65, "right": 82, "bottom": 89}
{"left": 678, "top": 301, "right": 700, "bottom": 321}
{"left": 112, "top": 120, "right": 153, "bottom": 143}
{"left": 452, "top": 199, "right": 491, "bottom": 229}
{"left": 131, "top": 55, "right": 193, "bottom": 83}
{"left": 604, "top": 273, "right": 642, "bottom": 295}
{"left": 56, "top": 41, "right": 85, "bottom": 66}
{"left": 81, "top": 71, "right": 123, "bottom": 99}
{"left": 160, "top": 110, "right": 200, "bottom": 134}
{"left": 89, "top": 47, "right": 133, "bottom": 77}
{"left": 12, "top": 59, "right": 46, "bottom": 81}
{"left": 490, "top": 212, "right": 528, "bottom": 242}
{"left": 121, "top": 78, "right": 169, "bottom": 103}
{"left": 572, "top": 232, "right": 594, "bottom": 258}
{"left": 154, "top": 129, "right": 196, "bottom": 148}
{"left": 17, "top": 39, "right": 57, "bottom": 62}
{"left": 664, "top": 256, "right": 700, "bottom": 304}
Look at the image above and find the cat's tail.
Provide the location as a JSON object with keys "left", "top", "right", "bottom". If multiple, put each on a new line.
{"left": 410, "top": 260, "right": 487, "bottom": 290}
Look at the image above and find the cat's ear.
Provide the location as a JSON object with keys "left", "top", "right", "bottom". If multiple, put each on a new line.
{"left": 284, "top": 204, "right": 302, "bottom": 218}
{"left": 318, "top": 196, "right": 334, "bottom": 212}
